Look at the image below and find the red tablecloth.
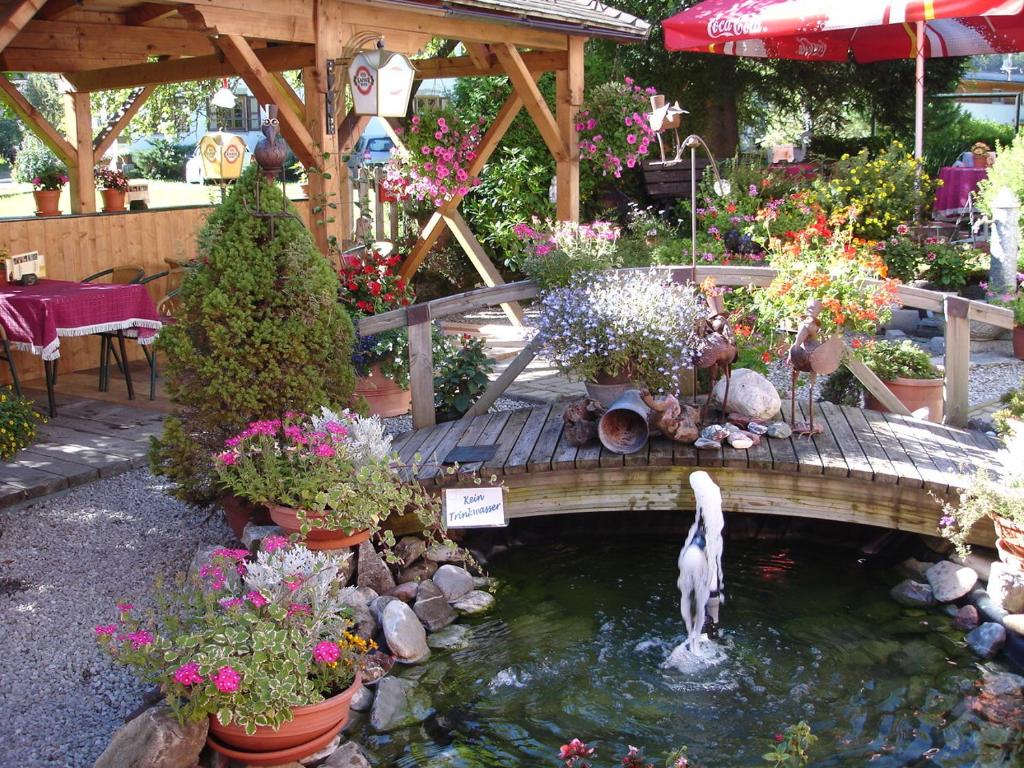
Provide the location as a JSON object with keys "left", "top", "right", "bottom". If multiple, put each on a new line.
{"left": 768, "top": 162, "right": 818, "bottom": 179}
{"left": 0, "top": 279, "right": 161, "bottom": 360}
{"left": 934, "top": 166, "right": 988, "bottom": 218}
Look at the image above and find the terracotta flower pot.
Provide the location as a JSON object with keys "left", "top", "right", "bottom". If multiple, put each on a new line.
{"left": 864, "top": 376, "right": 944, "bottom": 423}
{"left": 32, "top": 189, "right": 61, "bottom": 216}
{"left": 267, "top": 503, "right": 371, "bottom": 551}
{"left": 207, "top": 674, "right": 361, "bottom": 764}
{"left": 220, "top": 494, "right": 272, "bottom": 540}
{"left": 354, "top": 363, "right": 411, "bottom": 417}
{"left": 1013, "top": 326, "right": 1024, "bottom": 361}
{"left": 994, "top": 515, "right": 1024, "bottom": 571}
{"left": 100, "top": 188, "right": 126, "bottom": 212}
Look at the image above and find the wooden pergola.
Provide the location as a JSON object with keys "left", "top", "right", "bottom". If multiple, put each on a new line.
{"left": 0, "top": 0, "right": 650, "bottom": 304}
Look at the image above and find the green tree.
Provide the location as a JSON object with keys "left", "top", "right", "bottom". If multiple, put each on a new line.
{"left": 150, "top": 165, "right": 356, "bottom": 504}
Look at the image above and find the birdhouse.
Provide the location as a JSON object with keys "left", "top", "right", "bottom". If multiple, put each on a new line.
{"left": 198, "top": 131, "right": 248, "bottom": 180}
{"left": 348, "top": 48, "right": 415, "bottom": 117}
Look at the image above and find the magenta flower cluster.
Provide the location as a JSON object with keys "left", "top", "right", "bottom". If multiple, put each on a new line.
{"left": 212, "top": 665, "right": 241, "bottom": 694}
{"left": 313, "top": 641, "right": 340, "bottom": 664}
{"left": 217, "top": 417, "right": 351, "bottom": 469}
{"left": 576, "top": 78, "right": 658, "bottom": 178}
{"left": 173, "top": 662, "right": 204, "bottom": 687}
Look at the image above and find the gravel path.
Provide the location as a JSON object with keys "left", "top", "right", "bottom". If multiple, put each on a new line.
{"left": 0, "top": 470, "right": 232, "bottom": 768}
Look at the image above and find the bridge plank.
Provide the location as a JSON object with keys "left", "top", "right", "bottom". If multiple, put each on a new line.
{"left": 458, "top": 410, "right": 513, "bottom": 479}
{"left": 818, "top": 402, "right": 872, "bottom": 481}
{"left": 648, "top": 435, "right": 674, "bottom": 466}
{"left": 504, "top": 404, "right": 552, "bottom": 475}
{"left": 885, "top": 412, "right": 964, "bottom": 490}
{"left": 672, "top": 438, "right": 699, "bottom": 467}
{"left": 839, "top": 406, "right": 899, "bottom": 484}
{"left": 599, "top": 442, "right": 625, "bottom": 468}
{"left": 881, "top": 412, "right": 949, "bottom": 494}
{"left": 796, "top": 400, "right": 847, "bottom": 477}
{"left": 444, "top": 412, "right": 501, "bottom": 484}
{"left": 787, "top": 401, "right": 824, "bottom": 474}
{"left": 418, "top": 416, "right": 478, "bottom": 484}
{"left": 527, "top": 402, "right": 570, "bottom": 472}
{"left": 483, "top": 407, "right": 532, "bottom": 474}
{"left": 575, "top": 433, "right": 602, "bottom": 469}
{"left": 862, "top": 409, "right": 924, "bottom": 488}
{"left": 396, "top": 424, "right": 434, "bottom": 466}
{"left": 767, "top": 408, "right": 800, "bottom": 473}
{"left": 552, "top": 413, "right": 580, "bottom": 471}
{"left": 745, "top": 423, "right": 774, "bottom": 470}
{"left": 922, "top": 421, "right": 985, "bottom": 482}
{"left": 400, "top": 420, "right": 457, "bottom": 481}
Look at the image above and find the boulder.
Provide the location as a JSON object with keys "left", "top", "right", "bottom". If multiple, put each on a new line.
{"left": 980, "top": 670, "right": 1024, "bottom": 697}
{"left": 901, "top": 558, "right": 933, "bottom": 580}
{"left": 353, "top": 586, "right": 379, "bottom": 604}
{"left": 710, "top": 369, "right": 781, "bottom": 421}
{"left": 890, "top": 579, "right": 937, "bottom": 607}
{"left": 370, "top": 677, "right": 433, "bottom": 732}
{"left": 394, "top": 536, "right": 427, "bottom": 566}
{"left": 1004, "top": 614, "right": 1024, "bottom": 637}
{"left": 382, "top": 600, "right": 430, "bottom": 663}
{"left": 332, "top": 549, "right": 357, "bottom": 586}
{"left": 987, "top": 562, "right": 1024, "bottom": 614}
{"left": 926, "top": 560, "right": 978, "bottom": 603}
{"left": 413, "top": 580, "right": 457, "bottom": 631}
{"left": 93, "top": 704, "right": 207, "bottom": 768}
{"left": 322, "top": 741, "right": 373, "bottom": 768}
{"left": 301, "top": 735, "right": 342, "bottom": 765}
{"left": 427, "top": 624, "right": 472, "bottom": 651}
{"left": 357, "top": 541, "right": 396, "bottom": 595}
{"left": 339, "top": 588, "right": 378, "bottom": 640}
{"left": 954, "top": 604, "right": 980, "bottom": 631}
{"left": 387, "top": 582, "right": 420, "bottom": 603}
{"left": 433, "top": 565, "right": 474, "bottom": 602}
{"left": 425, "top": 544, "right": 474, "bottom": 566}
{"left": 966, "top": 622, "right": 1007, "bottom": 659}
{"left": 397, "top": 559, "right": 439, "bottom": 585}
{"left": 452, "top": 590, "right": 495, "bottom": 615}
{"left": 369, "top": 595, "right": 398, "bottom": 624}
{"left": 349, "top": 685, "right": 374, "bottom": 713}
{"left": 240, "top": 523, "right": 285, "bottom": 551}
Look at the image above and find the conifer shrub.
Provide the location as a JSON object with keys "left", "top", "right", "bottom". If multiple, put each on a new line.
{"left": 150, "top": 166, "right": 355, "bottom": 503}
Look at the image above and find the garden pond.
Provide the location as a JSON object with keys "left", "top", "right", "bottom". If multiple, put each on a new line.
{"left": 349, "top": 536, "right": 1021, "bottom": 766}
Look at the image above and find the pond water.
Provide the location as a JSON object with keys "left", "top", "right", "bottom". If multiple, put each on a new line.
{"left": 350, "top": 536, "right": 1019, "bottom": 767}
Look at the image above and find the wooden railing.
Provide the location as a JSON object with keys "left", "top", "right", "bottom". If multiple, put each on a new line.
{"left": 357, "top": 266, "right": 1016, "bottom": 429}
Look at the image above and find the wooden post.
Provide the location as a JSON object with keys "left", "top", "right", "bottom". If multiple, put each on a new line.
{"left": 336, "top": 110, "right": 371, "bottom": 248}
{"left": 555, "top": 35, "right": 583, "bottom": 222}
{"left": 842, "top": 344, "right": 911, "bottom": 416}
{"left": 0, "top": 0, "right": 47, "bottom": 55}
{"left": 943, "top": 295, "right": 970, "bottom": 427}
{"left": 407, "top": 304, "right": 436, "bottom": 429}
{"left": 64, "top": 90, "right": 95, "bottom": 214}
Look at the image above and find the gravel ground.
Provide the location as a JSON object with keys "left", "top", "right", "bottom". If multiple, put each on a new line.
{"left": 0, "top": 470, "right": 232, "bottom": 768}
{"left": 380, "top": 396, "right": 535, "bottom": 436}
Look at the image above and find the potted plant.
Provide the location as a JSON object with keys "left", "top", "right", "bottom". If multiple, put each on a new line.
{"left": 213, "top": 408, "right": 411, "bottom": 549}
{"left": 96, "top": 539, "right": 373, "bottom": 763}
{"left": 939, "top": 469, "right": 1024, "bottom": 572}
{"left": 993, "top": 385, "right": 1024, "bottom": 441}
{"left": 513, "top": 218, "right": 621, "bottom": 290}
{"left": 95, "top": 166, "right": 130, "bottom": 212}
{"left": 987, "top": 276, "right": 1024, "bottom": 360}
{"left": 576, "top": 78, "right": 658, "bottom": 179}
{"left": 535, "top": 268, "right": 708, "bottom": 406}
{"left": 12, "top": 134, "right": 67, "bottom": 217}
{"left": 433, "top": 333, "right": 495, "bottom": 422}
{"left": 29, "top": 164, "right": 68, "bottom": 217}
{"left": 338, "top": 244, "right": 415, "bottom": 416}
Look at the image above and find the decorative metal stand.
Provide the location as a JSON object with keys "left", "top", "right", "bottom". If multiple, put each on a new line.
{"left": 241, "top": 104, "right": 303, "bottom": 239}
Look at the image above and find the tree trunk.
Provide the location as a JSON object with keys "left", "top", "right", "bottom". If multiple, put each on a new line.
{"left": 702, "top": 94, "right": 739, "bottom": 158}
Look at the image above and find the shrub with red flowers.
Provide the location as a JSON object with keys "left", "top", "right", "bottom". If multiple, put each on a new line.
{"left": 95, "top": 540, "right": 374, "bottom": 734}
{"left": 577, "top": 78, "right": 658, "bottom": 178}
{"left": 94, "top": 166, "right": 130, "bottom": 192}
{"left": 381, "top": 107, "right": 484, "bottom": 206}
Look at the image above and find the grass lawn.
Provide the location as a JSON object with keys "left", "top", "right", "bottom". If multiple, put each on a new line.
{"left": 0, "top": 179, "right": 307, "bottom": 218}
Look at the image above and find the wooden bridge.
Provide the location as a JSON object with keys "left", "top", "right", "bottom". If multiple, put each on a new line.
{"left": 361, "top": 268, "right": 1013, "bottom": 545}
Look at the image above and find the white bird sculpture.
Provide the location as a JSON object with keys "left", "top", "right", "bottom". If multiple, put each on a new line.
{"left": 647, "top": 94, "right": 688, "bottom": 164}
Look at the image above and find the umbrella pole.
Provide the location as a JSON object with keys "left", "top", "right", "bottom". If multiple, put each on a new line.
{"left": 914, "top": 20, "right": 925, "bottom": 160}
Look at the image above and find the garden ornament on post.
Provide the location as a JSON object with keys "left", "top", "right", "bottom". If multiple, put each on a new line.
{"left": 787, "top": 300, "right": 843, "bottom": 436}
{"left": 243, "top": 104, "right": 303, "bottom": 240}
{"left": 646, "top": 94, "right": 687, "bottom": 164}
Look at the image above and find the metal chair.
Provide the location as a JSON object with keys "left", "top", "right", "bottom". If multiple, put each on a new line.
{"left": 134, "top": 270, "right": 185, "bottom": 400}
{"left": 0, "top": 325, "right": 22, "bottom": 399}
{"left": 81, "top": 265, "right": 145, "bottom": 285}
{"left": 83, "top": 265, "right": 144, "bottom": 399}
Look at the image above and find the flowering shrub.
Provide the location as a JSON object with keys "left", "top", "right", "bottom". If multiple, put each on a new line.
{"left": 0, "top": 386, "right": 43, "bottom": 460}
{"left": 577, "top": 79, "right": 658, "bottom": 178}
{"left": 535, "top": 269, "right": 708, "bottom": 392}
{"left": 939, "top": 470, "right": 1024, "bottom": 558}
{"left": 752, "top": 213, "right": 899, "bottom": 338}
{"left": 31, "top": 165, "right": 69, "bottom": 191}
{"left": 96, "top": 541, "right": 374, "bottom": 733}
{"left": 513, "top": 218, "right": 620, "bottom": 289}
{"left": 382, "top": 108, "right": 484, "bottom": 206}
{"left": 213, "top": 409, "right": 411, "bottom": 535}
{"left": 433, "top": 333, "right": 495, "bottom": 419}
{"left": 919, "top": 240, "right": 986, "bottom": 291}
{"left": 986, "top": 272, "right": 1024, "bottom": 326}
{"left": 94, "top": 167, "right": 129, "bottom": 191}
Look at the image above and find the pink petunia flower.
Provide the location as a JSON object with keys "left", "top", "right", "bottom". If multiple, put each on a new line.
{"left": 173, "top": 662, "right": 204, "bottom": 687}
{"left": 313, "top": 641, "right": 340, "bottom": 664}
{"left": 245, "top": 590, "right": 268, "bottom": 607}
{"left": 127, "top": 630, "right": 154, "bottom": 649}
{"left": 212, "top": 665, "right": 241, "bottom": 693}
{"left": 94, "top": 624, "right": 117, "bottom": 636}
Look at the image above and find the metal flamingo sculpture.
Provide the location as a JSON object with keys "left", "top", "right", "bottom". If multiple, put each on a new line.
{"left": 695, "top": 312, "right": 738, "bottom": 421}
{"left": 787, "top": 301, "right": 843, "bottom": 436}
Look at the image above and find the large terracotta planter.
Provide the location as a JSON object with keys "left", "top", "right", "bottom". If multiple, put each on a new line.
{"left": 1013, "top": 326, "right": 1024, "bottom": 361}
{"left": 32, "top": 189, "right": 61, "bottom": 216}
{"left": 100, "top": 188, "right": 126, "bottom": 212}
{"left": 267, "top": 503, "right": 371, "bottom": 551}
{"left": 220, "top": 494, "right": 271, "bottom": 540}
{"left": 354, "top": 363, "right": 411, "bottom": 417}
{"left": 865, "top": 376, "right": 944, "bottom": 423}
{"left": 207, "top": 674, "right": 361, "bottom": 765}
{"left": 994, "top": 515, "right": 1024, "bottom": 571}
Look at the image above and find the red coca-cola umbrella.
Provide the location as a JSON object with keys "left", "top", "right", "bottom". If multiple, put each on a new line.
{"left": 663, "top": 0, "right": 1024, "bottom": 156}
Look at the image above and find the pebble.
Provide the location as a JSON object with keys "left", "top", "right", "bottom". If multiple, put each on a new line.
{"left": 694, "top": 437, "right": 722, "bottom": 450}
{"left": 966, "top": 622, "right": 1007, "bottom": 659}
{"left": 700, "top": 425, "right": 729, "bottom": 441}
{"left": 747, "top": 421, "right": 769, "bottom": 435}
{"left": 766, "top": 421, "right": 792, "bottom": 439}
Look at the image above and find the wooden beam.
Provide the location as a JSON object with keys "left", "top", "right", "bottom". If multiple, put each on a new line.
{"left": 183, "top": 5, "right": 314, "bottom": 43}
{"left": 555, "top": 35, "right": 583, "bottom": 222}
{"left": 64, "top": 44, "right": 314, "bottom": 91}
{"left": 336, "top": 109, "right": 371, "bottom": 243}
{"left": 413, "top": 49, "right": 566, "bottom": 80}
{"left": 63, "top": 90, "right": 95, "bottom": 213}
{"left": 124, "top": 3, "right": 179, "bottom": 26}
{"left": 465, "top": 337, "right": 540, "bottom": 418}
{"left": 944, "top": 296, "right": 970, "bottom": 428}
{"left": 492, "top": 43, "right": 567, "bottom": 162}
{"left": 842, "top": 344, "right": 912, "bottom": 417}
{"left": 0, "top": 0, "right": 46, "bottom": 54}
{"left": 407, "top": 306, "right": 435, "bottom": 429}
{"left": 464, "top": 42, "right": 493, "bottom": 70}
{"left": 13, "top": 19, "right": 217, "bottom": 57}
{"left": 36, "top": 0, "right": 81, "bottom": 22}
{"left": 0, "top": 49, "right": 140, "bottom": 72}
{"left": 93, "top": 84, "right": 156, "bottom": 164}
{"left": 445, "top": 210, "right": 525, "bottom": 326}
{"left": 0, "top": 75, "right": 74, "bottom": 162}
{"left": 272, "top": 72, "right": 304, "bottom": 123}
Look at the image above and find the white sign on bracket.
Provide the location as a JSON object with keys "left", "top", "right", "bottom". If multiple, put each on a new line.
{"left": 443, "top": 486, "right": 507, "bottom": 528}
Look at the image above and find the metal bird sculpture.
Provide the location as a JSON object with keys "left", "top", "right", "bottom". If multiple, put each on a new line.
{"left": 787, "top": 300, "right": 844, "bottom": 436}
{"left": 647, "top": 94, "right": 688, "bottom": 164}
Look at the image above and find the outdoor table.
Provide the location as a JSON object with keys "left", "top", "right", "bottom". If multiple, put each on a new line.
{"left": 934, "top": 166, "right": 988, "bottom": 218}
{"left": 0, "top": 279, "right": 161, "bottom": 415}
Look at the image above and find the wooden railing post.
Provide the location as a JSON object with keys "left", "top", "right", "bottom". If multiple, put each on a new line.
{"left": 407, "top": 303, "right": 436, "bottom": 429}
{"left": 943, "top": 295, "right": 970, "bottom": 427}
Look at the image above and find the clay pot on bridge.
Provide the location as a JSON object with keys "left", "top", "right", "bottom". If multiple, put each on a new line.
{"left": 584, "top": 369, "right": 639, "bottom": 409}
{"left": 865, "top": 376, "right": 945, "bottom": 423}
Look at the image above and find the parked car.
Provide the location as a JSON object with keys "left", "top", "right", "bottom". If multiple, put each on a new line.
{"left": 347, "top": 135, "right": 394, "bottom": 177}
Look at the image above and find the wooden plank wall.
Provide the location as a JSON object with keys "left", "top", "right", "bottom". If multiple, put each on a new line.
{"left": 0, "top": 200, "right": 311, "bottom": 385}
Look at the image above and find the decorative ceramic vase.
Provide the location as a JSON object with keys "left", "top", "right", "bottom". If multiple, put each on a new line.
{"left": 100, "top": 188, "right": 126, "bottom": 212}
{"left": 32, "top": 189, "right": 60, "bottom": 216}
{"left": 267, "top": 503, "right": 371, "bottom": 551}
{"left": 994, "top": 515, "right": 1024, "bottom": 571}
{"left": 1013, "top": 326, "right": 1024, "bottom": 361}
{"left": 354, "top": 363, "right": 411, "bottom": 417}
{"left": 254, "top": 105, "right": 287, "bottom": 181}
{"left": 864, "top": 376, "right": 945, "bottom": 423}
{"left": 207, "top": 674, "right": 362, "bottom": 765}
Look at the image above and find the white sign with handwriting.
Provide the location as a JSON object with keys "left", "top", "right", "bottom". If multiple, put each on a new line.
{"left": 444, "top": 487, "right": 507, "bottom": 528}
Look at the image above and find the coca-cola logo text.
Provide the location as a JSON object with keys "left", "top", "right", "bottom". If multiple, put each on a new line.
{"left": 796, "top": 38, "right": 827, "bottom": 57}
{"left": 706, "top": 15, "right": 764, "bottom": 38}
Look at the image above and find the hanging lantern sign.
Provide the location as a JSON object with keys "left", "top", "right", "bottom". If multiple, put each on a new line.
{"left": 198, "top": 131, "right": 248, "bottom": 180}
{"left": 347, "top": 48, "right": 415, "bottom": 117}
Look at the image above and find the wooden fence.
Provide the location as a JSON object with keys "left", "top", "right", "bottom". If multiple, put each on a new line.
{"left": 357, "top": 266, "right": 1017, "bottom": 429}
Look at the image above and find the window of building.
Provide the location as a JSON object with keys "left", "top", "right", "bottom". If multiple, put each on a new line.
{"left": 208, "top": 95, "right": 260, "bottom": 132}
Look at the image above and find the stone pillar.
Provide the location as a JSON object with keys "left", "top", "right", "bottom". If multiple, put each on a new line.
{"left": 989, "top": 186, "right": 1020, "bottom": 294}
